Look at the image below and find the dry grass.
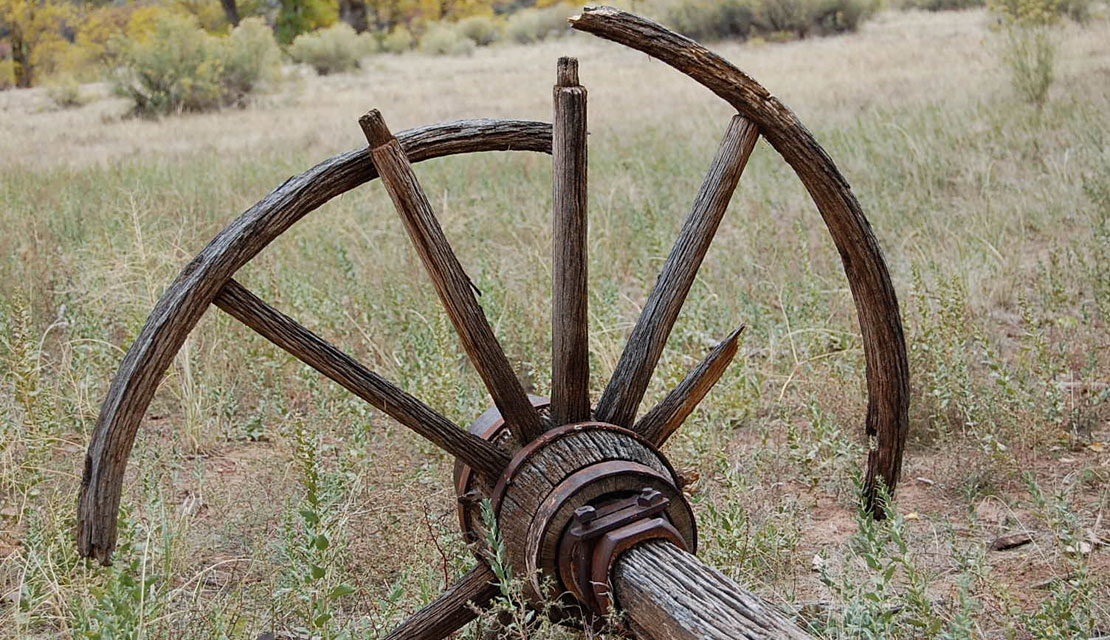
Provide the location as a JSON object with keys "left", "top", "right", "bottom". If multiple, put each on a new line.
{"left": 1, "top": 7, "right": 1109, "bottom": 639}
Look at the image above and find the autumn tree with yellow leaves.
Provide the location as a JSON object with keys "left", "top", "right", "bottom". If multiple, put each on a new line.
{"left": 1, "top": 0, "right": 71, "bottom": 87}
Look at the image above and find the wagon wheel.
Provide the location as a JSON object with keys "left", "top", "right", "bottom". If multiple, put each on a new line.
{"left": 77, "top": 7, "right": 909, "bottom": 640}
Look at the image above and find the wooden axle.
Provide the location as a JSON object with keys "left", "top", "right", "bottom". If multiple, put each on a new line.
{"left": 615, "top": 541, "right": 815, "bottom": 640}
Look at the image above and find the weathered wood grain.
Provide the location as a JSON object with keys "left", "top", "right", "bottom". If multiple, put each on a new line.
{"left": 551, "top": 56, "right": 591, "bottom": 426}
{"left": 571, "top": 6, "right": 910, "bottom": 512}
{"left": 382, "top": 563, "right": 499, "bottom": 640}
{"left": 361, "top": 110, "right": 545, "bottom": 445}
{"left": 495, "top": 427, "right": 676, "bottom": 588}
{"left": 613, "top": 540, "right": 815, "bottom": 640}
{"left": 595, "top": 114, "right": 758, "bottom": 428}
{"left": 634, "top": 325, "right": 744, "bottom": 447}
{"left": 213, "top": 279, "right": 509, "bottom": 478}
{"left": 79, "top": 119, "right": 552, "bottom": 565}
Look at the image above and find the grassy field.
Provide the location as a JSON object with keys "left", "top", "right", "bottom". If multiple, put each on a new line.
{"left": 1, "top": 7, "right": 1109, "bottom": 639}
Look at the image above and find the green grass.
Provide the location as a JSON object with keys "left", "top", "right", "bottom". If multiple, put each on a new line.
{"left": 1, "top": 9, "right": 1109, "bottom": 639}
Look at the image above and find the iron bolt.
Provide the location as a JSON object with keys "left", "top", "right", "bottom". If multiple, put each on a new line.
{"left": 573, "top": 505, "right": 597, "bottom": 525}
{"left": 637, "top": 487, "right": 664, "bottom": 507}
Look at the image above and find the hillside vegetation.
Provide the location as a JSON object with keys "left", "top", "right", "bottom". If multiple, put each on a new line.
{"left": 1, "top": 7, "right": 1109, "bottom": 639}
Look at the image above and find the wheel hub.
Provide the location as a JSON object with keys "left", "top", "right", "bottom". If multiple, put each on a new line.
{"left": 454, "top": 403, "right": 696, "bottom": 614}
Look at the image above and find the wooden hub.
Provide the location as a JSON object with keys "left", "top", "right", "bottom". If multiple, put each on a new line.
{"left": 455, "top": 408, "right": 697, "bottom": 605}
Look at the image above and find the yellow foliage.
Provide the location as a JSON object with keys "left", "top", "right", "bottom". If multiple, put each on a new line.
{"left": 988, "top": 0, "right": 1061, "bottom": 25}
{"left": 127, "top": 5, "right": 189, "bottom": 42}
{"left": 0, "top": 0, "right": 72, "bottom": 86}
{"left": 76, "top": 5, "right": 134, "bottom": 59}
{"left": 0, "top": 59, "right": 13, "bottom": 89}
{"left": 175, "top": 0, "right": 232, "bottom": 32}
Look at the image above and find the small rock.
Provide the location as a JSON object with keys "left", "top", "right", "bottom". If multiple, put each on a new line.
{"left": 905, "top": 512, "right": 920, "bottom": 521}
{"left": 0, "top": 506, "right": 17, "bottom": 519}
{"left": 989, "top": 532, "right": 1033, "bottom": 551}
{"left": 811, "top": 554, "right": 826, "bottom": 572}
{"left": 914, "top": 477, "right": 935, "bottom": 486}
{"left": 1064, "top": 541, "right": 1093, "bottom": 556}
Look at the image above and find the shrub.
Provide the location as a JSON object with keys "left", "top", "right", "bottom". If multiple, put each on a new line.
{"left": 993, "top": 0, "right": 1093, "bottom": 22}
{"left": 1057, "top": 0, "right": 1093, "bottom": 21}
{"left": 456, "top": 15, "right": 500, "bottom": 46}
{"left": 289, "top": 23, "right": 375, "bottom": 75}
{"left": 1000, "top": 24, "right": 1056, "bottom": 109}
{"left": 382, "top": 26, "right": 415, "bottom": 54}
{"left": 111, "top": 14, "right": 282, "bottom": 116}
{"left": 811, "top": 0, "right": 873, "bottom": 33}
{"left": 989, "top": 0, "right": 1063, "bottom": 110}
{"left": 664, "top": 0, "right": 873, "bottom": 42}
{"left": 896, "top": 0, "right": 984, "bottom": 9}
{"left": 222, "top": 18, "right": 283, "bottom": 102}
{"left": 504, "top": 5, "right": 575, "bottom": 44}
{"left": 752, "top": 0, "right": 872, "bottom": 38}
{"left": 665, "top": 0, "right": 755, "bottom": 40}
{"left": 0, "top": 60, "right": 13, "bottom": 90}
{"left": 45, "top": 75, "right": 86, "bottom": 108}
{"left": 419, "top": 23, "right": 476, "bottom": 56}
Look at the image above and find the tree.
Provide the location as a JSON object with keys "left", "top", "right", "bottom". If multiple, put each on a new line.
{"left": 338, "top": 0, "right": 367, "bottom": 32}
{"left": 0, "top": 0, "right": 71, "bottom": 87}
{"left": 219, "top": 0, "right": 240, "bottom": 27}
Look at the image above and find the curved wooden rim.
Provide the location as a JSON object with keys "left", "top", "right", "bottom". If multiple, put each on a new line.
{"left": 77, "top": 120, "right": 553, "bottom": 565}
{"left": 569, "top": 7, "right": 910, "bottom": 513}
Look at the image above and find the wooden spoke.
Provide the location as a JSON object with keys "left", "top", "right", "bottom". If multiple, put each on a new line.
{"left": 382, "top": 563, "right": 499, "bottom": 640}
{"left": 594, "top": 115, "right": 759, "bottom": 427}
{"left": 550, "top": 57, "right": 591, "bottom": 426}
{"left": 634, "top": 325, "right": 744, "bottom": 447}
{"left": 213, "top": 279, "right": 510, "bottom": 479}
{"left": 613, "top": 541, "right": 815, "bottom": 639}
{"left": 360, "top": 110, "right": 545, "bottom": 445}
{"left": 570, "top": 7, "right": 911, "bottom": 513}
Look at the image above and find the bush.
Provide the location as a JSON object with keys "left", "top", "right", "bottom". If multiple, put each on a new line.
{"left": 289, "top": 23, "right": 375, "bottom": 75}
{"left": 1000, "top": 24, "right": 1056, "bottom": 110}
{"left": 1057, "top": 0, "right": 1093, "bottom": 22}
{"left": 665, "top": 0, "right": 755, "bottom": 40}
{"left": 752, "top": 0, "right": 872, "bottom": 38}
{"left": 0, "top": 61, "right": 13, "bottom": 90}
{"left": 664, "top": 0, "right": 873, "bottom": 42}
{"left": 504, "top": 5, "right": 575, "bottom": 44}
{"left": 810, "top": 0, "right": 873, "bottom": 34}
{"left": 991, "top": 0, "right": 1092, "bottom": 22}
{"left": 382, "top": 26, "right": 415, "bottom": 54}
{"left": 419, "top": 23, "right": 476, "bottom": 56}
{"left": 896, "top": 0, "right": 984, "bottom": 9}
{"left": 222, "top": 18, "right": 283, "bottom": 102}
{"left": 45, "top": 76, "right": 86, "bottom": 108}
{"left": 457, "top": 15, "right": 500, "bottom": 46}
{"left": 989, "top": 0, "right": 1067, "bottom": 110}
{"left": 111, "top": 14, "right": 282, "bottom": 116}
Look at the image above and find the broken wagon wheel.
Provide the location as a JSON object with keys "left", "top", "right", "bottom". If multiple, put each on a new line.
{"left": 77, "top": 7, "right": 909, "bottom": 640}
